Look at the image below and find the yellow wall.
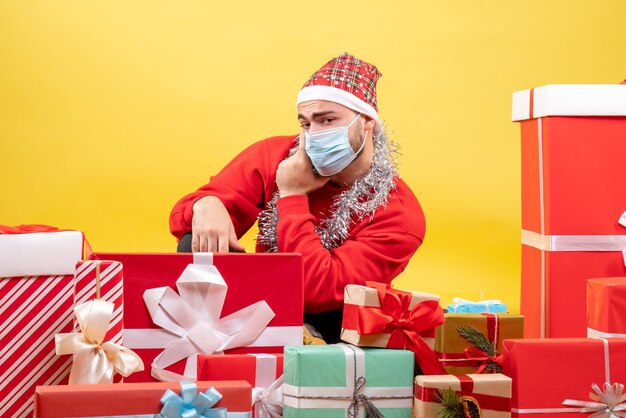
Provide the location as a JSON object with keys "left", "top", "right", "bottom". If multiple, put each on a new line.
{"left": 2, "top": 1, "right": 625, "bottom": 313}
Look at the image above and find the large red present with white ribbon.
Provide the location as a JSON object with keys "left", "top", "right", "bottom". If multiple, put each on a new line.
{"left": 340, "top": 282, "right": 446, "bottom": 375}
{"left": 587, "top": 277, "right": 626, "bottom": 339}
{"left": 198, "top": 353, "right": 284, "bottom": 418}
{"left": 512, "top": 83, "right": 626, "bottom": 338}
{"left": 0, "top": 229, "right": 122, "bottom": 418}
{"left": 502, "top": 338, "right": 626, "bottom": 417}
{"left": 90, "top": 252, "right": 303, "bottom": 382}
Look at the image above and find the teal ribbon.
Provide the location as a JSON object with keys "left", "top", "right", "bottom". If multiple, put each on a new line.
{"left": 160, "top": 382, "right": 228, "bottom": 418}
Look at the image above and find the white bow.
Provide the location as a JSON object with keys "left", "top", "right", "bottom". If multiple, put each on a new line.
{"left": 56, "top": 299, "right": 144, "bottom": 384}
{"left": 143, "top": 262, "right": 276, "bottom": 381}
{"left": 252, "top": 375, "right": 284, "bottom": 418}
{"left": 563, "top": 383, "right": 626, "bottom": 417}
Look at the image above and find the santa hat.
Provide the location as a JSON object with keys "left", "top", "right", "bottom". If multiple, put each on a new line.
{"left": 297, "top": 52, "right": 383, "bottom": 134}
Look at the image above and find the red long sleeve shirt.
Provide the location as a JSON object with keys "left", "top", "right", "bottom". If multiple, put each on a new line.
{"left": 169, "top": 135, "right": 426, "bottom": 312}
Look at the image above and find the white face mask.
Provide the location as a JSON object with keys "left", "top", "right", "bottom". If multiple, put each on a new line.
{"left": 304, "top": 113, "right": 364, "bottom": 177}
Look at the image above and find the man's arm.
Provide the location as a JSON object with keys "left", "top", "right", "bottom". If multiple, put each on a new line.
{"left": 169, "top": 138, "right": 280, "bottom": 251}
{"left": 276, "top": 194, "right": 423, "bottom": 312}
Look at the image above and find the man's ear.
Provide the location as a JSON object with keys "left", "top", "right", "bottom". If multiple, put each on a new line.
{"left": 362, "top": 115, "right": 376, "bottom": 131}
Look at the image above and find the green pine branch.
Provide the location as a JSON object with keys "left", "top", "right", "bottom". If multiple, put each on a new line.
{"left": 457, "top": 324, "right": 502, "bottom": 373}
{"left": 434, "top": 387, "right": 465, "bottom": 418}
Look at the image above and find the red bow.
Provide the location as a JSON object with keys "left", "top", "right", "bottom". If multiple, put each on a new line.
{"left": 463, "top": 346, "right": 504, "bottom": 374}
{"left": 348, "top": 282, "right": 446, "bottom": 375}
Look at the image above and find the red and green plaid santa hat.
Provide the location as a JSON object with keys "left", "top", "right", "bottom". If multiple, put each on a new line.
{"left": 297, "top": 52, "right": 383, "bottom": 134}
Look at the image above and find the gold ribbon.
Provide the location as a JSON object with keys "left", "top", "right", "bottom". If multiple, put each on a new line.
{"left": 56, "top": 299, "right": 144, "bottom": 384}
{"left": 562, "top": 383, "right": 626, "bottom": 417}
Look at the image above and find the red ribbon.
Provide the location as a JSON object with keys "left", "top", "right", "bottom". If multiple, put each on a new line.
{"left": 415, "top": 374, "right": 511, "bottom": 412}
{"left": 463, "top": 347, "right": 504, "bottom": 374}
{"left": 0, "top": 224, "right": 61, "bottom": 234}
{"left": 342, "top": 281, "right": 446, "bottom": 375}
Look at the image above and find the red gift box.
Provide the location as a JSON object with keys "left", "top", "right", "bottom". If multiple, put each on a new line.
{"left": 198, "top": 353, "right": 284, "bottom": 418}
{"left": 513, "top": 84, "right": 626, "bottom": 338}
{"left": 503, "top": 338, "right": 626, "bottom": 417}
{"left": 90, "top": 252, "right": 303, "bottom": 382}
{"left": 587, "top": 277, "right": 626, "bottom": 338}
{"left": 33, "top": 380, "right": 252, "bottom": 417}
{"left": 0, "top": 230, "right": 124, "bottom": 418}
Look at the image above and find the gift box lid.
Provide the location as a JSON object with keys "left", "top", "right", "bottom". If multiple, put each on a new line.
{"left": 512, "top": 83, "right": 626, "bottom": 121}
{"left": 0, "top": 230, "right": 84, "bottom": 277}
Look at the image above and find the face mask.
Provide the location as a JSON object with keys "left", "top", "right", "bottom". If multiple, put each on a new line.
{"left": 304, "top": 113, "right": 365, "bottom": 177}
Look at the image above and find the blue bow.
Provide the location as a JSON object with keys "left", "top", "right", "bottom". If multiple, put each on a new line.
{"left": 160, "top": 382, "right": 228, "bottom": 418}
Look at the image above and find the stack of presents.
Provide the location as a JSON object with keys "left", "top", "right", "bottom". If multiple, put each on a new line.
{"left": 1, "top": 82, "right": 625, "bottom": 418}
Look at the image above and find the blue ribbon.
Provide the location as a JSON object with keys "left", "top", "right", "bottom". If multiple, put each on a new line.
{"left": 160, "top": 382, "right": 228, "bottom": 418}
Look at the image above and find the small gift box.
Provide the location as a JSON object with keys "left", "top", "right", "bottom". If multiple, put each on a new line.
{"left": 434, "top": 313, "right": 524, "bottom": 374}
{"left": 447, "top": 298, "right": 507, "bottom": 313}
{"left": 198, "top": 353, "right": 284, "bottom": 418}
{"left": 414, "top": 373, "right": 512, "bottom": 417}
{"left": 91, "top": 252, "right": 304, "bottom": 382}
{"left": 587, "top": 277, "right": 626, "bottom": 339}
{"left": 503, "top": 338, "right": 626, "bottom": 417}
{"left": 283, "top": 344, "right": 414, "bottom": 418}
{"left": 34, "top": 380, "right": 252, "bottom": 417}
{"left": 340, "top": 282, "right": 445, "bottom": 374}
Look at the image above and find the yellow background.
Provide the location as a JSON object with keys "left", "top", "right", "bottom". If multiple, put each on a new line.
{"left": 2, "top": 1, "right": 626, "bottom": 313}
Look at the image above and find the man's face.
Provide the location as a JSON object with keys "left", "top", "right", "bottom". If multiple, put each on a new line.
{"left": 297, "top": 100, "right": 366, "bottom": 152}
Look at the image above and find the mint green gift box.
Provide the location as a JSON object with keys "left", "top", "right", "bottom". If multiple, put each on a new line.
{"left": 283, "top": 344, "right": 414, "bottom": 418}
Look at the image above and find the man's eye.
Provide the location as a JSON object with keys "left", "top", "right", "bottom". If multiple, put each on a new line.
{"left": 323, "top": 118, "right": 334, "bottom": 124}
{"left": 300, "top": 123, "right": 310, "bottom": 130}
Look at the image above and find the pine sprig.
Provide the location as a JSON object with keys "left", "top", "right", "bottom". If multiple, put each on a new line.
{"left": 434, "top": 387, "right": 465, "bottom": 418}
{"left": 457, "top": 325, "right": 502, "bottom": 373}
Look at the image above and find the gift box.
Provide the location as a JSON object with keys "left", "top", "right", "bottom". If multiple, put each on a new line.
{"left": 503, "top": 338, "right": 626, "bottom": 417}
{"left": 340, "top": 282, "right": 445, "bottom": 375}
{"left": 0, "top": 230, "right": 122, "bottom": 418}
{"left": 512, "top": 84, "right": 626, "bottom": 338}
{"left": 435, "top": 313, "right": 524, "bottom": 374}
{"left": 90, "top": 252, "right": 303, "bottom": 382}
{"left": 447, "top": 298, "right": 507, "bottom": 313}
{"left": 587, "top": 277, "right": 626, "bottom": 338}
{"left": 283, "top": 344, "right": 414, "bottom": 418}
{"left": 414, "top": 373, "right": 512, "bottom": 417}
{"left": 33, "top": 380, "right": 252, "bottom": 417}
{"left": 198, "top": 353, "right": 284, "bottom": 418}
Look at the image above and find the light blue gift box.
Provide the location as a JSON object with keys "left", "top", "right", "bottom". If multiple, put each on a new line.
{"left": 447, "top": 298, "right": 507, "bottom": 313}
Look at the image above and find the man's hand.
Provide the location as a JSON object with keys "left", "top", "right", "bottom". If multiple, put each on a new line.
{"left": 191, "top": 196, "right": 245, "bottom": 253}
{"left": 276, "top": 134, "right": 330, "bottom": 197}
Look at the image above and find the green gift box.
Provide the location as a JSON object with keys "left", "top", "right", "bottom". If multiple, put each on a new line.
{"left": 283, "top": 344, "right": 414, "bottom": 418}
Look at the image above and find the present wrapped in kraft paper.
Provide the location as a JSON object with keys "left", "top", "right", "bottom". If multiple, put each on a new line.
{"left": 434, "top": 313, "right": 524, "bottom": 375}
{"left": 341, "top": 282, "right": 446, "bottom": 375}
{"left": 587, "top": 277, "right": 626, "bottom": 339}
{"left": 283, "top": 344, "right": 414, "bottom": 418}
{"left": 414, "top": 373, "right": 512, "bottom": 417}
{"left": 34, "top": 380, "right": 252, "bottom": 418}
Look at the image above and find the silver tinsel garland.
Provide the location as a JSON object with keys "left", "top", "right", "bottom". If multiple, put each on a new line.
{"left": 257, "top": 128, "right": 399, "bottom": 252}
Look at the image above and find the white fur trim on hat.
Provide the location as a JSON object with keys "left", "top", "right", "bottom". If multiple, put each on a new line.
{"left": 297, "top": 85, "right": 383, "bottom": 134}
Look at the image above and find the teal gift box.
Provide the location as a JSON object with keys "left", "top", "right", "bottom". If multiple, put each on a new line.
{"left": 283, "top": 344, "right": 414, "bottom": 418}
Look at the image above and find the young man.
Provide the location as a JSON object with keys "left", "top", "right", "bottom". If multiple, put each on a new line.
{"left": 170, "top": 52, "right": 425, "bottom": 341}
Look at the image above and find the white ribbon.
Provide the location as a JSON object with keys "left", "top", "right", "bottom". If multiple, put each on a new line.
{"left": 55, "top": 299, "right": 144, "bottom": 384}
{"left": 251, "top": 354, "right": 284, "bottom": 418}
{"left": 562, "top": 383, "right": 626, "bottom": 417}
{"left": 142, "top": 254, "right": 276, "bottom": 381}
{"left": 588, "top": 328, "right": 626, "bottom": 340}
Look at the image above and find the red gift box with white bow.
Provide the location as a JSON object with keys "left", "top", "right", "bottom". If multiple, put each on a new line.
{"left": 91, "top": 252, "right": 303, "bottom": 382}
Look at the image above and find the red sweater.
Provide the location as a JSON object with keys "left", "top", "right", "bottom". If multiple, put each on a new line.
{"left": 170, "top": 135, "right": 426, "bottom": 312}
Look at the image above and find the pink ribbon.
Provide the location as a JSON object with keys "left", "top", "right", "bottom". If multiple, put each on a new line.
{"left": 143, "top": 260, "right": 276, "bottom": 381}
